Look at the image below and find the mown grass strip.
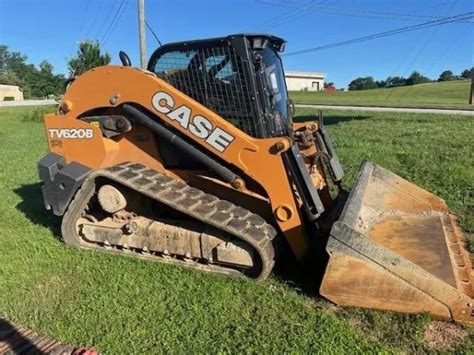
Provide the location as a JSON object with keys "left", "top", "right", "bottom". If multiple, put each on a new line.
{"left": 290, "top": 80, "right": 473, "bottom": 110}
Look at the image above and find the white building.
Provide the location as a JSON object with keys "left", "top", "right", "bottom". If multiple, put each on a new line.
{"left": 284, "top": 71, "right": 326, "bottom": 91}
{"left": 0, "top": 85, "right": 24, "bottom": 101}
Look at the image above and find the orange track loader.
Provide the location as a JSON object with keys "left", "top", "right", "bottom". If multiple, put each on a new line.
{"left": 37, "top": 34, "right": 473, "bottom": 325}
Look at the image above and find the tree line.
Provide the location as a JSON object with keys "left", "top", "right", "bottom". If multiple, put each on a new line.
{"left": 348, "top": 68, "right": 473, "bottom": 91}
{"left": 0, "top": 41, "right": 111, "bottom": 99}
{"left": 1, "top": 41, "right": 472, "bottom": 97}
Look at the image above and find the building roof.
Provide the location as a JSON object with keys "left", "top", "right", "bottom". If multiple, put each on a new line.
{"left": 0, "top": 84, "right": 22, "bottom": 91}
{"left": 285, "top": 71, "right": 326, "bottom": 79}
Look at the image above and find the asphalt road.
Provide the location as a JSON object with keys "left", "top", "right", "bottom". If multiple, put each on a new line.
{"left": 295, "top": 104, "right": 474, "bottom": 115}
{"left": 0, "top": 99, "right": 58, "bottom": 107}
{"left": 2, "top": 100, "right": 473, "bottom": 116}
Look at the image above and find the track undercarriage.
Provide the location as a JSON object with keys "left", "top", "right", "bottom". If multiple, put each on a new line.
{"left": 62, "top": 162, "right": 277, "bottom": 279}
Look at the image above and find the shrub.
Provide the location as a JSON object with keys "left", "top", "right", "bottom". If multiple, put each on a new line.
{"left": 348, "top": 77, "right": 378, "bottom": 91}
{"left": 22, "top": 106, "right": 57, "bottom": 123}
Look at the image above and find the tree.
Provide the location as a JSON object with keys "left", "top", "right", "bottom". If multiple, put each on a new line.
{"left": 0, "top": 72, "right": 23, "bottom": 87}
{"left": 0, "top": 45, "right": 28, "bottom": 75}
{"left": 406, "top": 71, "right": 431, "bottom": 86}
{"left": 0, "top": 45, "right": 65, "bottom": 98}
{"left": 39, "top": 60, "right": 54, "bottom": 74}
{"left": 461, "top": 67, "right": 473, "bottom": 79}
{"left": 68, "top": 41, "right": 111, "bottom": 77}
{"left": 385, "top": 76, "right": 407, "bottom": 87}
{"left": 31, "top": 60, "right": 65, "bottom": 97}
{"left": 375, "top": 80, "right": 387, "bottom": 88}
{"left": 348, "top": 77, "right": 377, "bottom": 91}
{"left": 0, "top": 46, "right": 10, "bottom": 73}
{"left": 438, "top": 70, "right": 455, "bottom": 82}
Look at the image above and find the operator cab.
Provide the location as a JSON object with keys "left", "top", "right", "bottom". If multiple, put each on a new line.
{"left": 147, "top": 34, "right": 292, "bottom": 139}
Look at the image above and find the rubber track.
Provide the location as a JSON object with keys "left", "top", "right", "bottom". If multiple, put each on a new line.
{"left": 62, "top": 162, "right": 277, "bottom": 280}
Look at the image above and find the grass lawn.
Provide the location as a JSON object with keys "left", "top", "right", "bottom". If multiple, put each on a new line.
{"left": 290, "top": 80, "right": 473, "bottom": 110}
{"left": 0, "top": 106, "right": 473, "bottom": 353}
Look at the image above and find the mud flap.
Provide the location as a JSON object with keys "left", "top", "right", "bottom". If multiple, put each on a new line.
{"left": 320, "top": 161, "right": 473, "bottom": 325}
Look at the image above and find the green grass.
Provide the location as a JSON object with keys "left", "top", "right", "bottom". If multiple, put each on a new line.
{"left": 294, "top": 109, "right": 474, "bottom": 237}
{"left": 290, "top": 79, "right": 473, "bottom": 110}
{"left": 0, "top": 106, "right": 473, "bottom": 353}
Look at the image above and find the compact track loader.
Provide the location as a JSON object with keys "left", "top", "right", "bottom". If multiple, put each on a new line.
{"left": 38, "top": 34, "right": 473, "bottom": 325}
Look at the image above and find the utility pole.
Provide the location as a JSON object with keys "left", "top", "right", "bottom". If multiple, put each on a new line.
{"left": 470, "top": 70, "right": 473, "bottom": 105}
{"left": 138, "top": 0, "right": 146, "bottom": 69}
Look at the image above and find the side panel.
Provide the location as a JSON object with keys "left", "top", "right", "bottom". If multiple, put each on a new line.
{"left": 44, "top": 115, "right": 170, "bottom": 176}
{"left": 46, "top": 66, "right": 309, "bottom": 258}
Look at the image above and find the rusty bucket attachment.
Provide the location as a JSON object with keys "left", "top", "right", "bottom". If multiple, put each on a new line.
{"left": 320, "top": 161, "right": 473, "bottom": 325}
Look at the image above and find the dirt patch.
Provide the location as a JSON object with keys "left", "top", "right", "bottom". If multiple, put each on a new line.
{"left": 423, "top": 321, "right": 468, "bottom": 350}
{"left": 306, "top": 297, "right": 341, "bottom": 314}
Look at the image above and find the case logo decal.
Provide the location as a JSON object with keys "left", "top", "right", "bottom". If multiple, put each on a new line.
{"left": 48, "top": 128, "right": 94, "bottom": 139}
{"left": 152, "top": 91, "right": 235, "bottom": 152}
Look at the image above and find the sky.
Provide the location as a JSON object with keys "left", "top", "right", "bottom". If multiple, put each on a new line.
{"left": 0, "top": 0, "right": 472, "bottom": 88}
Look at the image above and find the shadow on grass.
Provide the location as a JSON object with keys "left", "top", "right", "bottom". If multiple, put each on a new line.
{"left": 0, "top": 318, "right": 41, "bottom": 353}
{"left": 13, "top": 183, "right": 324, "bottom": 299}
{"left": 13, "top": 184, "right": 326, "bottom": 301}
{"left": 293, "top": 114, "right": 370, "bottom": 125}
{"left": 272, "top": 233, "right": 331, "bottom": 301}
{"left": 14, "top": 182, "right": 62, "bottom": 239}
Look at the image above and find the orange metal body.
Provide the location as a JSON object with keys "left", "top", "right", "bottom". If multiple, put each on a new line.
{"left": 44, "top": 66, "right": 311, "bottom": 259}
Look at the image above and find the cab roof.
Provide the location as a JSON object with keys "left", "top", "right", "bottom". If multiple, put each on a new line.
{"left": 159, "top": 33, "right": 285, "bottom": 48}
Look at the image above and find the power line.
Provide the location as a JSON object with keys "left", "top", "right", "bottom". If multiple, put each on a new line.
{"left": 84, "top": 0, "right": 104, "bottom": 40}
{"left": 370, "top": 1, "right": 456, "bottom": 101}
{"left": 102, "top": 0, "right": 129, "bottom": 46}
{"left": 79, "top": 0, "right": 91, "bottom": 40}
{"left": 253, "top": 0, "right": 318, "bottom": 32}
{"left": 252, "top": 1, "right": 309, "bottom": 31}
{"left": 386, "top": 0, "right": 458, "bottom": 100}
{"left": 257, "top": 0, "right": 420, "bottom": 22}
{"left": 254, "top": 0, "right": 338, "bottom": 32}
{"left": 95, "top": 0, "right": 122, "bottom": 42}
{"left": 258, "top": 0, "right": 334, "bottom": 31}
{"left": 256, "top": 0, "right": 473, "bottom": 23}
{"left": 145, "top": 20, "right": 162, "bottom": 46}
{"left": 284, "top": 12, "right": 474, "bottom": 57}
{"left": 378, "top": 1, "right": 448, "bottom": 101}
{"left": 99, "top": 0, "right": 124, "bottom": 42}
